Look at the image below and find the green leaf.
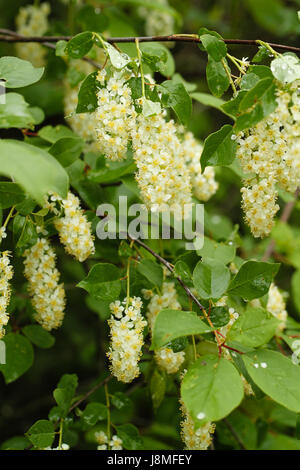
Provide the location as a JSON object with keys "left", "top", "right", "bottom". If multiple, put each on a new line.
{"left": 193, "top": 258, "right": 230, "bottom": 300}
{"left": 53, "top": 374, "right": 78, "bottom": 417}
{"left": 197, "top": 236, "right": 236, "bottom": 264}
{"left": 227, "top": 261, "right": 280, "bottom": 300}
{"left": 174, "top": 260, "right": 192, "bottom": 284}
{"left": 150, "top": 369, "right": 166, "bottom": 411}
{"left": 81, "top": 402, "right": 107, "bottom": 428}
{"left": 137, "top": 259, "right": 163, "bottom": 287}
{"left": 140, "top": 43, "right": 175, "bottom": 77}
{"left": 88, "top": 158, "right": 135, "bottom": 184}
{"left": 0, "top": 140, "right": 69, "bottom": 206}
{"left": 252, "top": 46, "right": 270, "bottom": 63}
{"left": 209, "top": 307, "right": 230, "bottom": 328}
{"left": 240, "top": 65, "right": 273, "bottom": 91}
{"left": 159, "top": 80, "right": 192, "bottom": 125}
{"left": 39, "top": 125, "right": 76, "bottom": 144}
{"left": 227, "top": 307, "right": 279, "bottom": 347}
{"left": 103, "top": 41, "right": 131, "bottom": 69}
{"left": 292, "top": 270, "right": 300, "bottom": 316}
{"left": 206, "top": 57, "right": 230, "bottom": 97}
{"left": 0, "top": 93, "right": 41, "bottom": 129}
{"left": 0, "top": 436, "right": 30, "bottom": 450}
{"left": 26, "top": 420, "right": 55, "bottom": 449}
{"left": 0, "top": 56, "right": 44, "bottom": 88}
{"left": 235, "top": 78, "right": 277, "bottom": 131}
{"left": 172, "top": 73, "right": 197, "bottom": 92}
{"left": 0, "top": 182, "right": 25, "bottom": 209}
{"left": 151, "top": 309, "right": 212, "bottom": 350}
{"left": 181, "top": 355, "right": 244, "bottom": 427}
{"left": 141, "top": 43, "right": 167, "bottom": 68}
{"left": 77, "top": 263, "right": 122, "bottom": 301}
{"left": 260, "top": 433, "right": 300, "bottom": 450}
{"left": 244, "top": 350, "right": 300, "bottom": 412}
{"left": 0, "top": 333, "right": 34, "bottom": 384}
{"left": 115, "top": 424, "right": 143, "bottom": 450}
{"left": 142, "top": 98, "right": 161, "bottom": 117}
{"left": 49, "top": 137, "right": 84, "bottom": 167}
{"left": 65, "top": 32, "right": 94, "bottom": 59}
{"left": 201, "top": 124, "right": 237, "bottom": 171}
{"left": 76, "top": 72, "right": 98, "bottom": 113}
{"left": 191, "top": 92, "right": 226, "bottom": 112}
{"left": 271, "top": 55, "right": 300, "bottom": 84}
{"left": 221, "top": 92, "right": 247, "bottom": 120}
{"left": 22, "top": 325, "right": 55, "bottom": 349}
{"left": 55, "top": 40, "right": 67, "bottom": 57}
{"left": 200, "top": 34, "right": 227, "bottom": 61}
{"left": 15, "top": 217, "right": 38, "bottom": 252}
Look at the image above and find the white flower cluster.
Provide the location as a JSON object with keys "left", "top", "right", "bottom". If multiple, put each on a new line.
{"left": 95, "top": 69, "right": 195, "bottom": 213}
{"left": 138, "top": 0, "right": 175, "bottom": 37}
{"left": 107, "top": 296, "right": 147, "bottom": 383}
{"left": 181, "top": 131, "right": 218, "bottom": 202}
{"left": 236, "top": 82, "right": 300, "bottom": 237}
{"left": 0, "top": 250, "right": 13, "bottom": 339}
{"left": 95, "top": 68, "right": 136, "bottom": 161}
{"left": 0, "top": 226, "right": 7, "bottom": 245}
{"left": 181, "top": 405, "right": 215, "bottom": 450}
{"left": 95, "top": 431, "right": 123, "bottom": 450}
{"left": 267, "top": 282, "right": 287, "bottom": 331}
{"left": 133, "top": 108, "right": 193, "bottom": 213}
{"left": 53, "top": 192, "right": 95, "bottom": 262}
{"left": 145, "top": 282, "right": 185, "bottom": 374}
{"left": 23, "top": 238, "right": 66, "bottom": 331}
{"left": 16, "top": 3, "right": 50, "bottom": 67}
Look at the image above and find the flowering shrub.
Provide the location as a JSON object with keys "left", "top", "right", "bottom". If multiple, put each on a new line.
{"left": 0, "top": 0, "right": 300, "bottom": 453}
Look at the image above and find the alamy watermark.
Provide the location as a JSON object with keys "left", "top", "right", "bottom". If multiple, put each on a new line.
{"left": 96, "top": 196, "right": 204, "bottom": 250}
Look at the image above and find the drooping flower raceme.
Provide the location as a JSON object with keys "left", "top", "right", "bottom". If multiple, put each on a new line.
{"left": 53, "top": 192, "right": 95, "bottom": 262}
{"left": 0, "top": 251, "right": 13, "bottom": 339}
{"left": 107, "top": 296, "right": 147, "bottom": 383}
{"left": 181, "top": 131, "right": 218, "bottom": 202}
{"left": 236, "top": 81, "right": 300, "bottom": 237}
{"left": 95, "top": 68, "right": 136, "bottom": 161}
{"left": 267, "top": 283, "right": 287, "bottom": 331}
{"left": 95, "top": 69, "right": 193, "bottom": 213}
{"left": 16, "top": 3, "right": 50, "bottom": 67}
{"left": 23, "top": 238, "right": 66, "bottom": 331}
{"left": 180, "top": 403, "right": 215, "bottom": 450}
{"left": 132, "top": 107, "right": 193, "bottom": 213}
{"left": 241, "top": 178, "right": 280, "bottom": 238}
{"left": 145, "top": 282, "right": 185, "bottom": 374}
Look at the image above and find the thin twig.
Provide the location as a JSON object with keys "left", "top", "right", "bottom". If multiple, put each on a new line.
{"left": 223, "top": 418, "right": 246, "bottom": 450}
{"left": 69, "top": 375, "right": 112, "bottom": 412}
{"left": 0, "top": 29, "right": 299, "bottom": 53}
{"left": 128, "top": 236, "right": 230, "bottom": 355}
{"left": 262, "top": 187, "right": 300, "bottom": 261}
{"left": 128, "top": 236, "right": 206, "bottom": 312}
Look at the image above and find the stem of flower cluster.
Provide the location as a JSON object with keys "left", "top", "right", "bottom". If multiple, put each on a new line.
{"left": 135, "top": 38, "right": 145, "bottom": 97}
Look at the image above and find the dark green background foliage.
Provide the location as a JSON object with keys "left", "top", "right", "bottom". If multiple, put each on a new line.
{"left": 0, "top": 0, "right": 300, "bottom": 451}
